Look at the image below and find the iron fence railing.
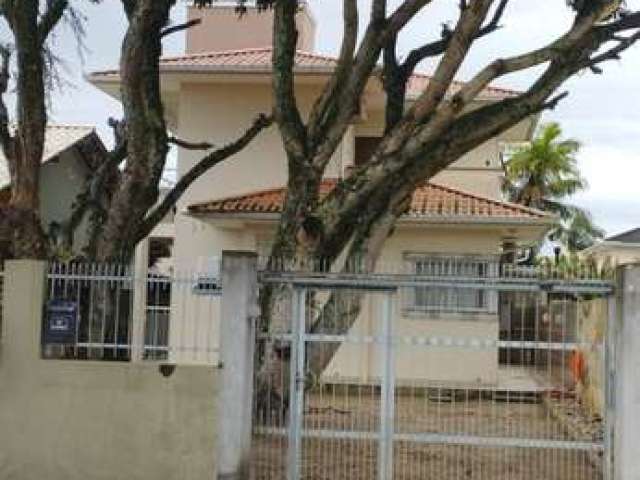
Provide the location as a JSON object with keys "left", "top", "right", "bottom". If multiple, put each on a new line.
{"left": 252, "top": 258, "right": 614, "bottom": 480}
{"left": 42, "top": 262, "right": 220, "bottom": 363}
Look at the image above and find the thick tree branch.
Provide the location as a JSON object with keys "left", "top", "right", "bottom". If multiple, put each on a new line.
{"left": 371, "top": 0, "right": 387, "bottom": 22}
{"left": 409, "top": 0, "right": 494, "bottom": 122}
{"left": 375, "top": 0, "right": 494, "bottom": 159}
{"left": 134, "top": 114, "right": 273, "bottom": 244}
{"left": 398, "top": 1, "right": 615, "bottom": 157}
{"left": 308, "top": 0, "right": 435, "bottom": 170}
{"left": 584, "top": 30, "right": 640, "bottom": 71}
{"left": 38, "top": 0, "right": 69, "bottom": 45}
{"left": 307, "top": 0, "right": 358, "bottom": 143}
{"left": 0, "top": 43, "right": 12, "bottom": 158}
{"left": 160, "top": 18, "right": 201, "bottom": 38}
{"left": 168, "top": 136, "right": 214, "bottom": 150}
{"left": 321, "top": 5, "right": 638, "bottom": 244}
{"left": 403, "top": 0, "right": 509, "bottom": 76}
{"left": 272, "top": 0, "right": 307, "bottom": 159}
{"left": 385, "top": 0, "right": 434, "bottom": 35}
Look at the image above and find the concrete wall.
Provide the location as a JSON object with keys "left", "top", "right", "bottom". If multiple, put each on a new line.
{"left": 0, "top": 261, "right": 218, "bottom": 480}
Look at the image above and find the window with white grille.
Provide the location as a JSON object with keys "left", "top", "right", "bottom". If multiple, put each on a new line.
{"left": 404, "top": 254, "right": 499, "bottom": 315}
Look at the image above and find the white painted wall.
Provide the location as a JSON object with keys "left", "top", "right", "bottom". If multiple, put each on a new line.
{"left": 39, "top": 149, "right": 91, "bottom": 252}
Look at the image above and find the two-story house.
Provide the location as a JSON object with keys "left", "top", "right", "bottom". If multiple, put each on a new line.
{"left": 90, "top": 4, "right": 554, "bottom": 385}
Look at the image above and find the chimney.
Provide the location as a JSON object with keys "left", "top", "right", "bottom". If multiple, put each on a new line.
{"left": 185, "top": 2, "right": 316, "bottom": 54}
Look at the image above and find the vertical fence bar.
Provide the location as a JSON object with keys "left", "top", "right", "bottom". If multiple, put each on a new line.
{"left": 604, "top": 286, "right": 618, "bottom": 480}
{"left": 287, "top": 286, "right": 306, "bottom": 480}
{"left": 378, "top": 290, "right": 395, "bottom": 480}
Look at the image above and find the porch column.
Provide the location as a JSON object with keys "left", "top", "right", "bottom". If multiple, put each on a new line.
{"left": 217, "top": 251, "right": 259, "bottom": 480}
{"left": 614, "top": 264, "right": 640, "bottom": 479}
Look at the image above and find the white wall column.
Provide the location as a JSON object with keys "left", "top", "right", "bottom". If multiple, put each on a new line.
{"left": 615, "top": 264, "right": 640, "bottom": 480}
{"left": 217, "top": 251, "right": 258, "bottom": 480}
{"left": 131, "top": 238, "right": 149, "bottom": 362}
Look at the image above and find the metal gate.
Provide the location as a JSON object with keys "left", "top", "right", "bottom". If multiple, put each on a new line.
{"left": 252, "top": 262, "right": 615, "bottom": 480}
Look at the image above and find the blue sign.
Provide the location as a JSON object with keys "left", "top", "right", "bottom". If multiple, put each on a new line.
{"left": 45, "top": 300, "right": 78, "bottom": 344}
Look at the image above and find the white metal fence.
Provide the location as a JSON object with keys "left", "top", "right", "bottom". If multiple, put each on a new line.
{"left": 42, "top": 262, "right": 221, "bottom": 363}
{"left": 252, "top": 258, "right": 614, "bottom": 480}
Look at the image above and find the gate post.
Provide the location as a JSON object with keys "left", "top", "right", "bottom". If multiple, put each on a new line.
{"left": 614, "top": 264, "right": 640, "bottom": 480}
{"left": 218, "top": 251, "right": 259, "bottom": 480}
{"left": 378, "top": 290, "right": 396, "bottom": 480}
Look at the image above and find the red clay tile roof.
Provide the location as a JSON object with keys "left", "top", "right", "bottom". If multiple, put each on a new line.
{"left": 90, "top": 47, "right": 519, "bottom": 101}
{"left": 188, "top": 179, "right": 552, "bottom": 223}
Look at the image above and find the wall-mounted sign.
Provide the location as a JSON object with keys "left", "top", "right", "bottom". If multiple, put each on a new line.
{"left": 44, "top": 300, "right": 78, "bottom": 344}
{"left": 193, "top": 276, "right": 222, "bottom": 296}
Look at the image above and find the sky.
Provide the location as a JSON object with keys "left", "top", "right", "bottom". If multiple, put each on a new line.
{"left": 2, "top": 0, "right": 639, "bottom": 237}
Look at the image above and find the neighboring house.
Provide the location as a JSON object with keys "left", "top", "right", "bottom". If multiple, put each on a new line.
{"left": 583, "top": 228, "right": 640, "bottom": 266}
{"left": 0, "top": 125, "right": 107, "bottom": 253}
{"left": 89, "top": 4, "right": 555, "bottom": 383}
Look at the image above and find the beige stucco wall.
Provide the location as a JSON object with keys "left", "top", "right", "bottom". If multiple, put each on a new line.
{"left": 171, "top": 80, "right": 343, "bottom": 268}
{"left": 170, "top": 222, "right": 505, "bottom": 384}
{"left": 175, "top": 81, "right": 343, "bottom": 208}
{"left": 166, "top": 75, "right": 539, "bottom": 380}
{"left": 323, "top": 226, "right": 503, "bottom": 385}
{"left": 186, "top": 4, "right": 315, "bottom": 54}
{"left": 171, "top": 79, "right": 531, "bottom": 270}
{"left": 0, "top": 261, "right": 218, "bottom": 480}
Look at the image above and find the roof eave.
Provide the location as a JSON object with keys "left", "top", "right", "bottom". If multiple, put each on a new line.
{"left": 88, "top": 67, "right": 521, "bottom": 103}
{"left": 88, "top": 65, "right": 338, "bottom": 83}
{"left": 585, "top": 240, "right": 640, "bottom": 252}
{"left": 186, "top": 210, "right": 555, "bottom": 227}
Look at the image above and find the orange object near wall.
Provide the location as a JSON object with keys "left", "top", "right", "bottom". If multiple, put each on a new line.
{"left": 570, "top": 350, "right": 587, "bottom": 384}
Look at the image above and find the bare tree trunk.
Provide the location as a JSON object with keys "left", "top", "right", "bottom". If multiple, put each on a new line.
{"left": 0, "top": 0, "right": 54, "bottom": 259}
{"left": 90, "top": 0, "right": 173, "bottom": 262}
{"left": 257, "top": 196, "right": 406, "bottom": 413}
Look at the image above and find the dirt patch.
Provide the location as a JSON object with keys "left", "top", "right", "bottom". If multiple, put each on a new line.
{"left": 251, "top": 390, "right": 602, "bottom": 480}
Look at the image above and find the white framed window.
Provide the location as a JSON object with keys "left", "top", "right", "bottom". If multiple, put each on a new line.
{"left": 403, "top": 254, "right": 499, "bottom": 315}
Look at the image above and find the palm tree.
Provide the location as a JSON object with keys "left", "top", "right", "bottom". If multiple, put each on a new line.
{"left": 552, "top": 209, "right": 606, "bottom": 253}
{"left": 503, "top": 122, "right": 605, "bottom": 253}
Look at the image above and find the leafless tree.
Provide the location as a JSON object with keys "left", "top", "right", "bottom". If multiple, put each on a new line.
{"left": 0, "top": 0, "right": 81, "bottom": 258}
{"left": 256, "top": 0, "right": 640, "bottom": 391}
{"left": 0, "top": 1, "right": 273, "bottom": 261}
